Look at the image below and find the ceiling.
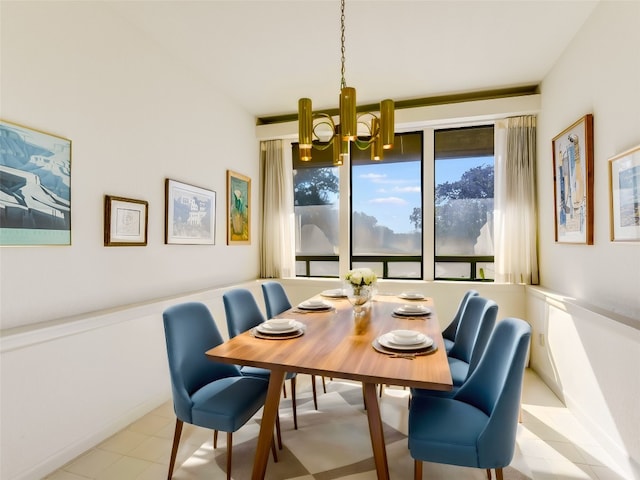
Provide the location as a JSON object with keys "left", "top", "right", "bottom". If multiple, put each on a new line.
{"left": 106, "top": 0, "right": 599, "bottom": 121}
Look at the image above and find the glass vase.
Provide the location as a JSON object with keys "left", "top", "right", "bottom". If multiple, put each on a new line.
{"left": 346, "top": 284, "right": 373, "bottom": 317}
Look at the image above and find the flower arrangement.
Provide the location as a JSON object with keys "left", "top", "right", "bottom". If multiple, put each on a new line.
{"left": 344, "top": 268, "right": 377, "bottom": 287}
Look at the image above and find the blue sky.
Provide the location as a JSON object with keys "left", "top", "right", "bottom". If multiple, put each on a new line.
{"left": 352, "top": 157, "right": 493, "bottom": 233}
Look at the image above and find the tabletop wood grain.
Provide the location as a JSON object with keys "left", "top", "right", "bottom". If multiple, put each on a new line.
{"left": 206, "top": 295, "right": 452, "bottom": 391}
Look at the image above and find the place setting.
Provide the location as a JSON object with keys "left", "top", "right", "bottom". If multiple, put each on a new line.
{"left": 320, "top": 288, "right": 347, "bottom": 298}
{"left": 291, "top": 298, "right": 335, "bottom": 313}
{"left": 392, "top": 303, "right": 431, "bottom": 319}
{"left": 372, "top": 329, "right": 437, "bottom": 358}
{"left": 251, "top": 318, "right": 306, "bottom": 340}
{"left": 397, "top": 291, "right": 426, "bottom": 301}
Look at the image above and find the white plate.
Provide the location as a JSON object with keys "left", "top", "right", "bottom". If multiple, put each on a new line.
{"left": 395, "top": 304, "right": 431, "bottom": 315}
{"left": 389, "top": 329, "right": 425, "bottom": 345}
{"left": 257, "top": 320, "right": 303, "bottom": 335}
{"left": 298, "top": 300, "right": 332, "bottom": 310}
{"left": 264, "top": 319, "right": 295, "bottom": 331}
{"left": 378, "top": 333, "right": 433, "bottom": 350}
{"left": 321, "top": 289, "right": 346, "bottom": 298}
{"left": 398, "top": 292, "right": 425, "bottom": 300}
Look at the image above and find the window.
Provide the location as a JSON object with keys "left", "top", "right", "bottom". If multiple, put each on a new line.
{"left": 292, "top": 144, "right": 340, "bottom": 277}
{"left": 351, "top": 132, "right": 423, "bottom": 278}
{"left": 434, "top": 126, "right": 495, "bottom": 280}
{"left": 293, "top": 126, "right": 493, "bottom": 281}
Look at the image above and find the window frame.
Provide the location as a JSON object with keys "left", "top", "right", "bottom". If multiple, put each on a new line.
{"left": 433, "top": 124, "right": 495, "bottom": 282}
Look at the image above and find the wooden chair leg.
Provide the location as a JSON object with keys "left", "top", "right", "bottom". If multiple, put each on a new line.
{"left": 379, "top": 384, "right": 385, "bottom": 397}
{"left": 282, "top": 383, "right": 287, "bottom": 398}
{"left": 167, "top": 419, "right": 183, "bottom": 480}
{"left": 226, "top": 432, "right": 233, "bottom": 480}
{"left": 271, "top": 433, "right": 278, "bottom": 462}
{"left": 275, "top": 412, "right": 282, "bottom": 449}
{"left": 495, "top": 468, "right": 503, "bottom": 480}
{"left": 414, "top": 459, "right": 422, "bottom": 480}
{"left": 291, "top": 376, "right": 298, "bottom": 430}
{"left": 486, "top": 468, "right": 492, "bottom": 479}
{"left": 311, "top": 375, "right": 319, "bottom": 410}
{"left": 322, "top": 376, "right": 327, "bottom": 393}
{"left": 213, "top": 430, "right": 218, "bottom": 448}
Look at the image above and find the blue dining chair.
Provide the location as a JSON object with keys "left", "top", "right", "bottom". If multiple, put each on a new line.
{"left": 441, "top": 289, "right": 479, "bottom": 353}
{"left": 261, "top": 281, "right": 324, "bottom": 409}
{"left": 162, "top": 302, "right": 277, "bottom": 480}
{"left": 409, "top": 317, "right": 531, "bottom": 480}
{"left": 223, "top": 288, "right": 300, "bottom": 430}
{"left": 411, "top": 295, "right": 497, "bottom": 401}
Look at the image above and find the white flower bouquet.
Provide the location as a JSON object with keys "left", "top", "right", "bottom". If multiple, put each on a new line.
{"left": 344, "top": 268, "right": 377, "bottom": 287}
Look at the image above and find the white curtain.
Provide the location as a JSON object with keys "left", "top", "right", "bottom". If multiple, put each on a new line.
{"left": 260, "top": 140, "right": 295, "bottom": 278}
{"left": 494, "top": 116, "right": 539, "bottom": 284}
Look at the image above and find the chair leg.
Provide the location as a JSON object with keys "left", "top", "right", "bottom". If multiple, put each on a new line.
{"left": 414, "top": 459, "right": 422, "bottom": 480}
{"left": 486, "top": 468, "right": 492, "bottom": 479}
{"left": 282, "top": 383, "right": 287, "bottom": 398}
{"left": 271, "top": 433, "right": 278, "bottom": 462}
{"left": 322, "top": 376, "right": 327, "bottom": 393}
{"left": 495, "top": 468, "right": 503, "bottom": 480}
{"left": 275, "top": 412, "right": 282, "bottom": 450}
{"left": 311, "top": 375, "right": 319, "bottom": 410}
{"left": 167, "top": 419, "right": 183, "bottom": 480}
{"left": 226, "top": 432, "right": 233, "bottom": 480}
{"left": 291, "top": 376, "right": 298, "bottom": 430}
{"left": 379, "top": 384, "right": 385, "bottom": 397}
{"left": 213, "top": 430, "right": 218, "bottom": 448}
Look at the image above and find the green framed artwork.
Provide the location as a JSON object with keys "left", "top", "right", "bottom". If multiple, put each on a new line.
{"left": 227, "top": 170, "right": 251, "bottom": 244}
{"left": 0, "top": 120, "right": 72, "bottom": 246}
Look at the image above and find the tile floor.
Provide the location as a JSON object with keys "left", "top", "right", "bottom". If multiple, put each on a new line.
{"left": 45, "top": 369, "right": 628, "bottom": 479}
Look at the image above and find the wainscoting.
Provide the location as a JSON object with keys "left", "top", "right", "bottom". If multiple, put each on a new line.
{"left": 526, "top": 286, "right": 639, "bottom": 480}
{"left": 3, "top": 279, "right": 635, "bottom": 479}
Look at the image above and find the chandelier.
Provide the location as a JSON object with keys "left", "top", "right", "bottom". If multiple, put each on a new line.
{"left": 298, "top": 0, "right": 395, "bottom": 165}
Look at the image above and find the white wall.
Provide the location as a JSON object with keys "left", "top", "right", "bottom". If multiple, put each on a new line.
{"left": 537, "top": 0, "right": 640, "bottom": 322}
{"left": 532, "top": 2, "right": 640, "bottom": 478}
{"left": 0, "top": 1, "right": 261, "bottom": 330}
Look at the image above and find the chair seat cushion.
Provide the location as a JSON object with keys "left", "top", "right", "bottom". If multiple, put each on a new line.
{"left": 240, "top": 366, "right": 296, "bottom": 381}
{"left": 448, "top": 357, "right": 470, "bottom": 386}
{"left": 409, "top": 395, "right": 489, "bottom": 468}
{"left": 443, "top": 338, "right": 455, "bottom": 353}
{"left": 191, "top": 376, "right": 268, "bottom": 432}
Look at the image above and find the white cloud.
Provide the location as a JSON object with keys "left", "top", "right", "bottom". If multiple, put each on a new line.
{"left": 393, "top": 186, "right": 421, "bottom": 193}
{"left": 360, "top": 173, "right": 387, "bottom": 181}
{"left": 369, "top": 196, "right": 407, "bottom": 205}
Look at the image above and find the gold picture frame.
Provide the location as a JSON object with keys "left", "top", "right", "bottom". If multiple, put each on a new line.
{"left": 227, "top": 170, "right": 251, "bottom": 245}
{"left": 104, "top": 195, "right": 148, "bottom": 246}
{"left": 608, "top": 144, "right": 640, "bottom": 242}
{"left": 552, "top": 114, "right": 594, "bottom": 244}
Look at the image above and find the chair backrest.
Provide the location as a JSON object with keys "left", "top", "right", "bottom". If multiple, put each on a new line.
{"left": 223, "top": 288, "right": 266, "bottom": 338}
{"left": 454, "top": 317, "right": 531, "bottom": 466}
{"left": 442, "top": 289, "right": 479, "bottom": 342}
{"left": 261, "top": 281, "right": 292, "bottom": 319}
{"left": 162, "top": 302, "right": 241, "bottom": 423}
{"left": 448, "top": 296, "right": 498, "bottom": 377}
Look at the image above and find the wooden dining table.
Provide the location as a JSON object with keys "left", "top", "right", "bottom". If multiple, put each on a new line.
{"left": 205, "top": 292, "right": 452, "bottom": 480}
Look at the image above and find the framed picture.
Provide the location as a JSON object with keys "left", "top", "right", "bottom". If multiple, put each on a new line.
{"left": 165, "top": 179, "right": 216, "bottom": 245}
{"left": 0, "top": 119, "right": 72, "bottom": 246}
{"left": 609, "top": 144, "right": 640, "bottom": 242}
{"left": 552, "top": 114, "right": 594, "bottom": 244}
{"left": 104, "top": 195, "right": 148, "bottom": 246}
{"left": 227, "top": 170, "right": 251, "bottom": 245}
